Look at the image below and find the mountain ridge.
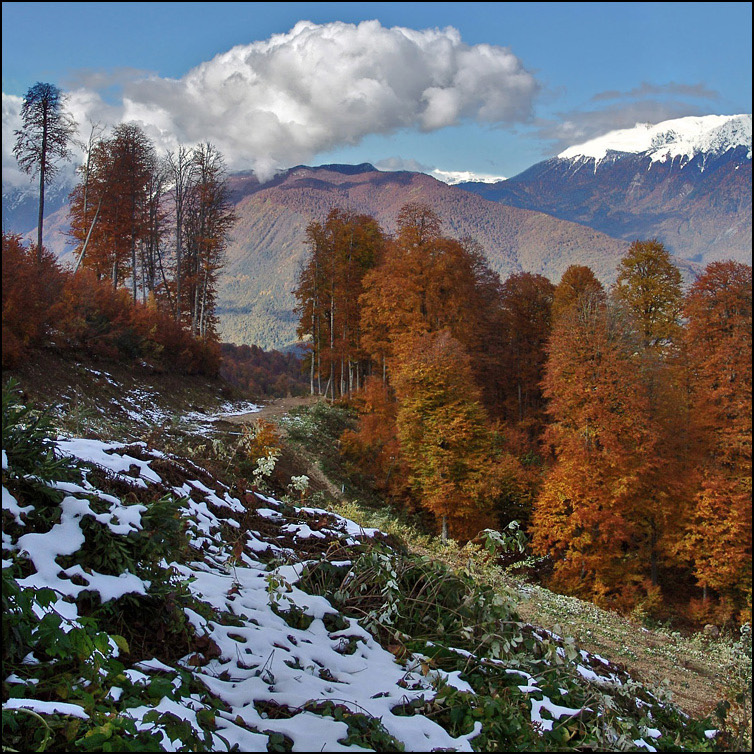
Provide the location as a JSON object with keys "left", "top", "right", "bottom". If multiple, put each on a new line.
{"left": 458, "top": 114, "right": 752, "bottom": 266}
{"left": 7, "top": 163, "right": 642, "bottom": 349}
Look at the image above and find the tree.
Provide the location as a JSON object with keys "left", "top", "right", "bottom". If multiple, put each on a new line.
{"left": 294, "top": 208, "right": 384, "bottom": 398}
{"left": 613, "top": 239, "right": 682, "bottom": 352}
{"left": 340, "top": 376, "right": 408, "bottom": 499}
{"left": 681, "top": 262, "right": 752, "bottom": 620}
{"left": 112, "top": 123, "right": 158, "bottom": 303}
{"left": 180, "top": 143, "right": 236, "bottom": 338}
{"left": 392, "top": 330, "right": 509, "bottom": 540}
{"left": 359, "top": 203, "right": 503, "bottom": 397}
{"left": 552, "top": 264, "right": 605, "bottom": 322}
{"left": 69, "top": 123, "right": 157, "bottom": 296}
{"left": 498, "top": 272, "right": 555, "bottom": 429}
{"left": 13, "top": 82, "right": 76, "bottom": 262}
{"left": 532, "top": 296, "right": 667, "bottom": 610}
{"left": 166, "top": 146, "right": 197, "bottom": 321}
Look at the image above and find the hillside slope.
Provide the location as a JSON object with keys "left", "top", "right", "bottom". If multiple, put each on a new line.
{"left": 4, "top": 351, "right": 752, "bottom": 752}
{"left": 2, "top": 371, "right": 731, "bottom": 752}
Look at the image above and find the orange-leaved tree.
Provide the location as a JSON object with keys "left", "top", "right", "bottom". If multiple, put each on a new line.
{"left": 552, "top": 264, "right": 605, "bottom": 323}
{"left": 532, "top": 295, "right": 668, "bottom": 611}
{"left": 294, "top": 208, "right": 384, "bottom": 398}
{"left": 497, "top": 272, "right": 555, "bottom": 433}
{"left": 392, "top": 330, "right": 516, "bottom": 540}
{"left": 681, "top": 261, "right": 752, "bottom": 622}
{"left": 359, "top": 203, "right": 504, "bottom": 401}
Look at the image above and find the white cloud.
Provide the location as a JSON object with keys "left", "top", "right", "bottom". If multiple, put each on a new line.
{"left": 3, "top": 20, "right": 538, "bottom": 184}
{"left": 534, "top": 100, "right": 712, "bottom": 154}
{"left": 2, "top": 93, "right": 30, "bottom": 190}
{"left": 374, "top": 156, "right": 506, "bottom": 184}
{"left": 374, "top": 156, "right": 431, "bottom": 172}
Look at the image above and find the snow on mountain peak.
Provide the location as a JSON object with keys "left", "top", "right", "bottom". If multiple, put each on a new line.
{"left": 558, "top": 114, "right": 752, "bottom": 164}
{"left": 430, "top": 168, "right": 507, "bottom": 185}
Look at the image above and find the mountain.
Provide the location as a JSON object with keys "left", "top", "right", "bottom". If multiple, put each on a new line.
{"left": 458, "top": 114, "right": 752, "bottom": 266}
{"left": 18, "top": 162, "right": 712, "bottom": 349}
{"left": 216, "top": 164, "right": 634, "bottom": 347}
{"left": 1, "top": 175, "right": 75, "bottom": 237}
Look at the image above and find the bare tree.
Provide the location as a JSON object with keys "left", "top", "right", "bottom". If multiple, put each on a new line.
{"left": 166, "top": 146, "right": 197, "bottom": 321}
{"left": 13, "top": 82, "right": 76, "bottom": 262}
{"left": 181, "top": 143, "right": 236, "bottom": 337}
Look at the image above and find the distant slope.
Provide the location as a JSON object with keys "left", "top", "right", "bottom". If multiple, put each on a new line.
{"left": 459, "top": 114, "right": 752, "bottom": 266}
{"left": 218, "top": 164, "right": 633, "bottom": 348}
{"left": 10, "top": 163, "right": 644, "bottom": 350}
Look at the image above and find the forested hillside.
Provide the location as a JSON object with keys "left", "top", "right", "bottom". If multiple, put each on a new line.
{"left": 294, "top": 203, "right": 752, "bottom": 627}
{"left": 3, "top": 368, "right": 749, "bottom": 752}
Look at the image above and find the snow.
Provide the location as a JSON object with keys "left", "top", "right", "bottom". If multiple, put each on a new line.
{"left": 16, "top": 493, "right": 149, "bottom": 604}
{"left": 56, "top": 438, "right": 162, "bottom": 487}
{"left": 2, "top": 485, "right": 33, "bottom": 525}
{"left": 4, "top": 698, "right": 89, "bottom": 719}
{"left": 633, "top": 738, "right": 658, "bottom": 752}
{"left": 558, "top": 113, "right": 752, "bottom": 163}
{"left": 430, "top": 168, "right": 507, "bottom": 185}
{"left": 4, "top": 435, "right": 480, "bottom": 752}
{"left": 530, "top": 696, "right": 585, "bottom": 732}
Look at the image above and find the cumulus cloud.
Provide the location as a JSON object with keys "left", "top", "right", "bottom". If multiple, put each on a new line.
{"left": 532, "top": 79, "right": 724, "bottom": 155}
{"left": 374, "top": 156, "right": 431, "bottom": 172}
{"left": 2, "top": 93, "right": 27, "bottom": 189}
{"left": 3, "top": 20, "right": 539, "bottom": 185}
{"left": 375, "top": 156, "right": 506, "bottom": 184}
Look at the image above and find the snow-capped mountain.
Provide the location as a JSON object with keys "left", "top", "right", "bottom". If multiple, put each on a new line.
{"left": 459, "top": 114, "right": 752, "bottom": 266}
{"left": 429, "top": 169, "right": 507, "bottom": 185}
{"left": 558, "top": 114, "right": 752, "bottom": 165}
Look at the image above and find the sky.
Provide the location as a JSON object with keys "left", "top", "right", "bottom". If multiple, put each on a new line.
{"left": 2, "top": 2, "right": 751, "bottom": 188}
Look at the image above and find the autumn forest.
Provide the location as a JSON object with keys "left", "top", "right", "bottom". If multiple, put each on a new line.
{"left": 293, "top": 204, "right": 752, "bottom": 625}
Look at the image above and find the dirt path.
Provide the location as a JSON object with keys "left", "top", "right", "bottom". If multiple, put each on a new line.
{"left": 223, "top": 395, "right": 322, "bottom": 424}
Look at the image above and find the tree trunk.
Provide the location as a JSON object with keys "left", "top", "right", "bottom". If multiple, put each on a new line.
{"left": 310, "top": 312, "right": 316, "bottom": 396}
{"left": 650, "top": 524, "right": 659, "bottom": 587}
{"left": 74, "top": 199, "right": 101, "bottom": 274}
{"left": 37, "top": 109, "right": 48, "bottom": 262}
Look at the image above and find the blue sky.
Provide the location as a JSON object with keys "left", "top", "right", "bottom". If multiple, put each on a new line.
{"left": 2, "top": 2, "right": 751, "bottom": 183}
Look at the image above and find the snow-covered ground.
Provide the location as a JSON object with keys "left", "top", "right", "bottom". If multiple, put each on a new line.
{"left": 3, "top": 437, "right": 481, "bottom": 751}
{"left": 2, "top": 429, "right": 719, "bottom": 751}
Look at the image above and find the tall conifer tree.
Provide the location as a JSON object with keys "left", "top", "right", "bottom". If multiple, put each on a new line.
{"left": 13, "top": 82, "right": 76, "bottom": 262}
